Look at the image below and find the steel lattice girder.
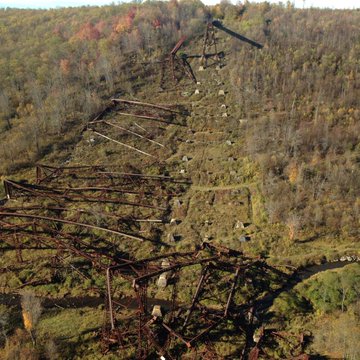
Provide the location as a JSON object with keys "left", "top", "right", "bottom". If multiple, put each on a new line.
{"left": 102, "top": 246, "right": 264, "bottom": 357}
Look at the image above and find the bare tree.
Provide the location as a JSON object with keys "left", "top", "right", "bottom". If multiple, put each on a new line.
{"left": 286, "top": 213, "right": 301, "bottom": 242}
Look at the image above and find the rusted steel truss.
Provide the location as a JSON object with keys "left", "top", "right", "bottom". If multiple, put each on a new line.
{"left": 97, "top": 239, "right": 309, "bottom": 358}
{"left": 160, "top": 36, "right": 197, "bottom": 89}
{"left": 4, "top": 179, "right": 168, "bottom": 211}
{"left": 201, "top": 22, "right": 221, "bottom": 68}
{"left": 85, "top": 98, "right": 188, "bottom": 158}
{"left": 0, "top": 196, "right": 309, "bottom": 359}
{"left": 0, "top": 160, "right": 309, "bottom": 358}
{"left": 101, "top": 244, "right": 266, "bottom": 358}
{"left": 90, "top": 97, "right": 187, "bottom": 125}
{"left": 35, "top": 164, "right": 191, "bottom": 186}
{"left": 1, "top": 162, "right": 191, "bottom": 270}
{"left": 248, "top": 327, "right": 309, "bottom": 360}
{"left": 201, "top": 20, "right": 263, "bottom": 69}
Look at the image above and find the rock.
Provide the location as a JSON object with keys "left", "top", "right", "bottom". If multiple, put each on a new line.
{"left": 239, "top": 119, "right": 248, "bottom": 125}
{"left": 253, "top": 329, "right": 263, "bottom": 343}
{"left": 198, "top": 66, "right": 205, "bottom": 71}
{"left": 226, "top": 140, "right": 233, "bottom": 145}
{"left": 197, "top": 81, "right": 201, "bottom": 85}
{"left": 221, "top": 104, "right": 227, "bottom": 109}
{"left": 173, "top": 199, "right": 182, "bottom": 208}
{"left": 161, "top": 259, "right": 170, "bottom": 268}
{"left": 168, "top": 233, "right": 176, "bottom": 243}
{"left": 194, "top": 89, "right": 200, "bottom": 95}
{"left": 235, "top": 220, "right": 245, "bottom": 229}
{"left": 246, "top": 308, "right": 257, "bottom": 324}
{"left": 218, "top": 90, "right": 225, "bottom": 96}
{"left": 222, "top": 113, "right": 228, "bottom": 117}
{"left": 157, "top": 273, "right": 168, "bottom": 288}
{"left": 216, "top": 65, "right": 221, "bottom": 71}
{"left": 151, "top": 305, "right": 163, "bottom": 317}
{"left": 240, "top": 235, "right": 251, "bottom": 242}
{"left": 87, "top": 137, "right": 96, "bottom": 145}
{"left": 179, "top": 169, "right": 186, "bottom": 174}
{"left": 182, "top": 155, "right": 189, "bottom": 162}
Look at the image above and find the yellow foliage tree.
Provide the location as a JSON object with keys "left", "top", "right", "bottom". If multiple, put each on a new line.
{"left": 20, "top": 291, "right": 42, "bottom": 344}
{"left": 22, "top": 311, "right": 33, "bottom": 333}
{"left": 287, "top": 162, "right": 298, "bottom": 185}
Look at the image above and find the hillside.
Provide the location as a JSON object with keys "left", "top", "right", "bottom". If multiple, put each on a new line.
{"left": 0, "top": 1, "right": 359, "bottom": 359}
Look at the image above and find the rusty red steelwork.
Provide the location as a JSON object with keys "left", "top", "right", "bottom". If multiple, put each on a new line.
{"left": 35, "top": 164, "right": 191, "bottom": 184}
{"left": 0, "top": 212, "right": 147, "bottom": 243}
{"left": 171, "top": 36, "right": 187, "bottom": 55}
{"left": 4, "top": 179, "right": 168, "bottom": 211}
{"left": 111, "top": 98, "right": 181, "bottom": 114}
{"left": 99, "top": 243, "right": 266, "bottom": 358}
{"left": 0, "top": 156, "right": 306, "bottom": 359}
{"left": 160, "top": 37, "right": 197, "bottom": 88}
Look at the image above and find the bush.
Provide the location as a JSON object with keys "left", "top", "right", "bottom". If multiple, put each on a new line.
{"left": 299, "top": 264, "right": 360, "bottom": 313}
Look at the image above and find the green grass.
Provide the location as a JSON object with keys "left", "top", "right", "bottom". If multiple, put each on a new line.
{"left": 37, "top": 307, "right": 103, "bottom": 340}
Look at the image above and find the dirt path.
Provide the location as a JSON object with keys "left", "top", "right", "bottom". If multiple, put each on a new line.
{"left": 191, "top": 182, "right": 256, "bottom": 191}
